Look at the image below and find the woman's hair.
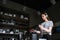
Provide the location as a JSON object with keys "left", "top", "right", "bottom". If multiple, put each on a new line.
{"left": 41, "top": 11, "right": 50, "bottom": 20}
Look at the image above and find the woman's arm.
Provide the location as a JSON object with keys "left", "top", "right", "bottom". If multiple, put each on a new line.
{"left": 39, "top": 25, "right": 53, "bottom": 33}
{"left": 34, "top": 30, "right": 41, "bottom": 33}
{"left": 42, "top": 27, "right": 52, "bottom": 33}
{"left": 30, "top": 29, "right": 40, "bottom": 34}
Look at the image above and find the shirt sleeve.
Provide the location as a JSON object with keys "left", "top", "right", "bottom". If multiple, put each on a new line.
{"left": 49, "top": 21, "right": 53, "bottom": 27}
{"left": 41, "top": 22, "right": 44, "bottom": 26}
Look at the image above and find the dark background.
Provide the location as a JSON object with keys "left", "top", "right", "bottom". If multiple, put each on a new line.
{"left": 10, "top": 0, "right": 59, "bottom": 11}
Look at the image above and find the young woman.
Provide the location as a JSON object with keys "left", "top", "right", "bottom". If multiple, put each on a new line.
{"left": 30, "top": 12, "right": 53, "bottom": 40}
{"left": 38, "top": 12, "right": 53, "bottom": 40}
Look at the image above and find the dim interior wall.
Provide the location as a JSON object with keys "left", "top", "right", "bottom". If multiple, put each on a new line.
{"left": 29, "top": 13, "right": 41, "bottom": 27}
{"left": 48, "top": 1, "right": 60, "bottom": 23}
{"left": 55, "top": 22, "right": 60, "bottom": 26}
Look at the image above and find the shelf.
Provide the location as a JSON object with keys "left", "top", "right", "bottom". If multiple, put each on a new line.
{"left": 0, "top": 6, "right": 29, "bottom": 29}
{"left": 0, "top": 23, "right": 28, "bottom": 29}
{"left": 0, "top": 33, "right": 19, "bottom": 39}
{"left": 0, "top": 14, "right": 29, "bottom": 23}
{"left": 0, "top": 33, "right": 19, "bottom": 35}
{"left": 0, "top": 14, "right": 29, "bottom": 26}
{"left": 0, "top": 6, "right": 29, "bottom": 40}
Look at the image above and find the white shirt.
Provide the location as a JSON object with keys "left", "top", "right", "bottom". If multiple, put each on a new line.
{"left": 41, "top": 21, "right": 53, "bottom": 35}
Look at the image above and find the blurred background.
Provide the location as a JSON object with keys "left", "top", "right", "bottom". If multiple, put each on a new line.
{"left": 0, "top": 0, "right": 60, "bottom": 40}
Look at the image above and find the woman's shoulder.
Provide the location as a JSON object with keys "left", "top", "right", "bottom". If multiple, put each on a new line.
{"left": 49, "top": 20, "right": 53, "bottom": 22}
{"left": 48, "top": 20, "right": 53, "bottom": 24}
{"left": 41, "top": 22, "right": 45, "bottom": 25}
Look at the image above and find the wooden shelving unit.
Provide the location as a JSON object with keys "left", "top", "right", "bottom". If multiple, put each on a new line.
{"left": 0, "top": 6, "right": 29, "bottom": 40}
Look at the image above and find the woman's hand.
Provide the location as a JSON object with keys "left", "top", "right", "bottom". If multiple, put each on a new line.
{"left": 30, "top": 29, "right": 35, "bottom": 32}
{"left": 30, "top": 29, "right": 40, "bottom": 33}
{"left": 34, "top": 30, "right": 40, "bottom": 33}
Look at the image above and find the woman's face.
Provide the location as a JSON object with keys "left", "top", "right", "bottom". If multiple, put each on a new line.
{"left": 41, "top": 14, "right": 47, "bottom": 20}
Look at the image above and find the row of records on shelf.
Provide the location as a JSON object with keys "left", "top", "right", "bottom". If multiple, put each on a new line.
{"left": 0, "top": 11, "right": 29, "bottom": 20}
{"left": 0, "top": 28, "right": 27, "bottom": 34}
